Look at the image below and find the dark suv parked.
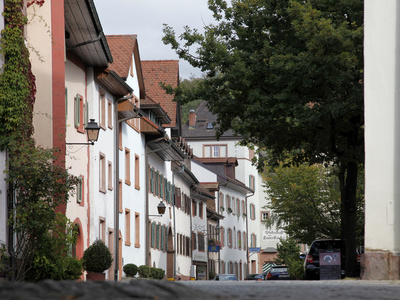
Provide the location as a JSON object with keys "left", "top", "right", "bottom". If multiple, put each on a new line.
{"left": 303, "top": 239, "right": 346, "bottom": 280}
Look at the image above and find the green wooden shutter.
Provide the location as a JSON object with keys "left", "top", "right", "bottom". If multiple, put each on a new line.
{"left": 84, "top": 100, "right": 89, "bottom": 126}
{"left": 74, "top": 95, "right": 80, "bottom": 128}
{"left": 151, "top": 223, "right": 155, "bottom": 248}
{"left": 161, "top": 225, "right": 165, "bottom": 251}
{"left": 156, "top": 224, "right": 160, "bottom": 249}
{"left": 150, "top": 168, "right": 154, "bottom": 193}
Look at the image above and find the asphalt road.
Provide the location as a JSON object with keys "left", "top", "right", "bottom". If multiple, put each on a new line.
{"left": 179, "top": 279, "right": 400, "bottom": 299}
{"left": 1, "top": 279, "right": 400, "bottom": 299}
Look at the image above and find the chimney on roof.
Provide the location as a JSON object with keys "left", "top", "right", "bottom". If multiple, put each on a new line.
{"left": 189, "top": 110, "right": 196, "bottom": 129}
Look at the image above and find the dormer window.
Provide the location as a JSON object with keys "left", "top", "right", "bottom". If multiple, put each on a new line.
{"left": 206, "top": 122, "right": 213, "bottom": 130}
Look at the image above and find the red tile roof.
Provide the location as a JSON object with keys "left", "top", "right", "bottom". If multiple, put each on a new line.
{"left": 141, "top": 60, "right": 179, "bottom": 128}
{"left": 106, "top": 35, "right": 137, "bottom": 79}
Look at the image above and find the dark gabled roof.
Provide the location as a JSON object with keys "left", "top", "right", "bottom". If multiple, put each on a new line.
{"left": 192, "top": 159, "right": 253, "bottom": 194}
{"left": 182, "top": 100, "right": 237, "bottom": 139}
{"left": 65, "top": 0, "right": 112, "bottom": 67}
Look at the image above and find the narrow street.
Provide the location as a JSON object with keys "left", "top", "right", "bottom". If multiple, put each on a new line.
{"left": 1, "top": 279, "right": 400, "bottom": 299}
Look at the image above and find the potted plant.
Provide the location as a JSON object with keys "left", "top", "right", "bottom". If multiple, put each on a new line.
{"left": 82, "top": 240, "right": 112, "bottom": 281}
{"left": 227, "top": 207, "right": 233, "bottom": 214}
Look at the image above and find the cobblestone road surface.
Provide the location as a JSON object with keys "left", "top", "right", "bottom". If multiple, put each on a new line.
{"left": 1, "top": 279, "right": 400, "bottom": 299}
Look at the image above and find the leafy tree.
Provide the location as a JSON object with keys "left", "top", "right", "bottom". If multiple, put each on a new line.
{"left": 275, "top": 237, "right": 304, "bottom": 279}
{"left": 265, "top": 162, "right": 353, "bottom": 244}
{"left": 163, "top": 0, "right": 363, "bottom": 276}
{"left": 6, "top": 139, "right": 81, "bottom": 281}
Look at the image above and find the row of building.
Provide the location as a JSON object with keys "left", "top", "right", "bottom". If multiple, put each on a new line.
{"left": 0, "top": 0, "right": 285, "bottom": 281}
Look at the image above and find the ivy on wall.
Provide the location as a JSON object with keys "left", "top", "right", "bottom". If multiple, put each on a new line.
{"left": 0, "top": 0, "right": 36, "bottom": 148}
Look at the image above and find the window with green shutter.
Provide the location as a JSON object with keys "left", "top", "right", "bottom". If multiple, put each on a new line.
{"left": 155, "top": 171, "right": 159, "bottom": 196}
{"left": 160, "top": 174, "right": 164, "bottom": 199}
{"left": 150, "top": 168, "right": 154, "bottom": 194}
{"left": 74, "top": 94, "right": 81, "bottom": 128}
{"left": 161, "top": 225, "right": 165, "bottom": 251}
{"left": 151, "top": 223, "right": 155, "bottom": 248}
{"left": 156, "top": 224, "right": 160, "bottom": 249}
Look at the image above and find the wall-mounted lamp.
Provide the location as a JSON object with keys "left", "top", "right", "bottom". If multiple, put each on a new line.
{"left": 149, "top": 201, "right": 166, "bottom": 217}
{"left": 66, "top": 119, "right": 101, "bottom": 145}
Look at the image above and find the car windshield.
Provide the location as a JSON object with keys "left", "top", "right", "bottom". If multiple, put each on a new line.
{"left": 271, "top": 267, "right": 288, "bottom": 273}
{"left": 218, "top": 274, "right": 237, "bottom": 280}
{"left": 310, "top": 240, "right": 344, "bottom": 254}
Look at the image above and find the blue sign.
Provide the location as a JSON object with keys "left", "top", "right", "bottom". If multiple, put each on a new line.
{"left": 249, "top": 247, "right": 261, "bottom": 253}
{"left": 208, "top": 245, "right": 220, "bottom": 252}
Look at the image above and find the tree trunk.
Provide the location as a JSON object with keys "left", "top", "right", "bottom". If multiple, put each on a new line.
{"left": 343, "top": 161, "right": 359, "bottom": 277}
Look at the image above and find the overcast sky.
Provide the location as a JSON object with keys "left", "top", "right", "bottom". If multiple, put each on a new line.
{"left": 93, "top": 0, "right": 217, "bottom": 79}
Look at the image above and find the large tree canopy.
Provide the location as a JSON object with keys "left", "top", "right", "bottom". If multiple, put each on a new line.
{"left": 163, "top": 0, "right": 364, "bottom": 276}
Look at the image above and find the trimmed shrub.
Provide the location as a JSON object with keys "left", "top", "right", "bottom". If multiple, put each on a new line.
{"left": 82, "top": 240, "right": 112, "bottom": 273}
{"left": 150, "top": 267, "right": 165, "bottom": 280}
{"left": 138, "top": 265, "right": 150, "bottom": 278}
{"left": 123, "top": 263, "right": 138, "bottom": 277}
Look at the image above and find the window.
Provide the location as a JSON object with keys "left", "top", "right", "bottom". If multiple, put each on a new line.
{"left": 199, "top": 202, "right": 203, "bottom": 219}
{"left": 250, "top": 203, "right": 256, "bottom": 220}
{"left": 228, "top": 228, "right": 232, "bottom": 248}
{"left": 99, "top": 90, "right": 106, "bottom": 129}
{"left": 108, "top": 161, "right": 113, "bottom": 191}
{"left": 99, "top": 217, "right": 106, "bottom": 242}
{"left": 221, "top": 227, "right": 225, "bottom": 248}
{"left": 125, "top": 209, "right": 131, "bottom": 246}
{"left": 74, "top": 94, "right": 84, "bottom": 132}
{"left": 155, "top": 171, "right": 159, "bottom": 196}
{"left": 243, "top": 232, "right": 247, "bottom": 250}
{"left": 249, "top": 175, "right": 255, "bottom": 190}
{"left": 242, "top": 200, "right": 246, "bottom": 216}
{"left": 236, "top": 199, "right": 240, "bottom": 216}
{"left": 125, "top": 148, "right": 131, "bottom": 185}
{"left": 192, "top": 232, "right": 197, "bottom": 250}
{"left": 135, "top": 154, "right": 140, "bottom": 190}
{"left": 151, "top": 223, "right": 155, "bottom": 248}
{"left": 77, "top": 176, "right": 83, "bottom": 204}
{"left": 251, "top": 233, "right": 257, "bottom": 248}
{"left": 219, "top": 193, "right": 224, "bottom": 210}
{"left": 161, "top": 225, "right": 165, "bottom": 251}
{"left": 119, "top": 179, "right": 122, "bottom": 213}
{"left": 119, "top": 123, "right": 122, "bottom": 150}
{"left": 135, "top": 213, "right": 140, "bottom": 248}
{"left": 156, "top": 224, "right": 160, "bottom": 249}
{"left": 238, "top": 231, "right": 241, "bottom": 249}
{"left": 192, "top": 200, "right": 197, "bottom": 216}
{"left": 99, "top": 153, "right": 106, "bottom": 193}
{"left": 249, "top": 148, "right": 255, "bottom": 160}
{"left": 203, "top": 144, "right": 227, "bottom": 158}
{"left": 198, "top": 232, "right": 205, "bottom": 251}
{"left": 150, "top": 167, "right": 155, "bottom": 194}
{"left": 108, "top": 100, "right": 113, "bottom": 129}
{"left": 226, "top": 196, "right": 231, "bottom": 211}
{"left": 206, "top": 122, "right": 213, "bottom": 130}
{"left": 261, "top": 211, "right": 270, "bottom": 221}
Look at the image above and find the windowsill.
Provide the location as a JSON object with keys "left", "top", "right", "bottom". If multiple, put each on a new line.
{"left": 125, "top": 241, "right": 131, "bottom": 247}
{"left": 99, "top": 188, "right": 106, "bottom": 194}
{"left": 125, "top": 180, "right": 131, "bottom": 186}
{"left": 135, "top": 243, "right": 140, "bottom": 248}
{"left": 108, "top": 186, "right": 113, "bottom": 191}
{"left": 135, "top": 185, "right": 140, "bottom": 190}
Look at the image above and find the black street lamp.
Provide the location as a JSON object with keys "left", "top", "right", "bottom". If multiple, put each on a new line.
{"left": 66, "top": 119, "right": 100, "bottom": 145}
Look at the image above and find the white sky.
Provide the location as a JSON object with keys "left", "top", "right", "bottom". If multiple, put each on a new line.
{"left": 93, "top": 0, "right": 216, "bottom": 79}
